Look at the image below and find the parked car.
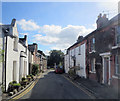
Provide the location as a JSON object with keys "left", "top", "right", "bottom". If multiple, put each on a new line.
{"left": 55, "top": 67, "right": 63, "bottom": 74}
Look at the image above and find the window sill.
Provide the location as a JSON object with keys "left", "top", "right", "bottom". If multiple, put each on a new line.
{"left": 112, "top": 44, "right": 120, "bottom": 49}
{"left": 90, "top": 71, "right": 96, "bottom": 73}
{"left": 112, "top": 75, "right": 120, "bottom": 79}
{"left": 89, "top": 50, "right": 96, "bottom": 54}
{"left": 13, "top": 49, "right": 18, "bottom": 52}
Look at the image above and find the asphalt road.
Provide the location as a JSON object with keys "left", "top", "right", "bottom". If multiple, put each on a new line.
{"left": 20, "top": 70, "right": 91, "bottom": 99}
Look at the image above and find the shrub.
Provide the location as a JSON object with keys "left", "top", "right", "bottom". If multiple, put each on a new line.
{"left": 1, "top": 85, "right": 5, "bottom": 93}
{"left": 30, "top": 74, "right": 33, "bottom": 77}
{"left": 30, "top": 74, "right": 34, "bottom": 80}
{"left": 12, "top": 83, "right": 21, "bottom": 87}
{"left": 32, "top": 64, "right": 39, "bottom": 76}
{"left": 8, "top": 82, "right": 21, "bottom": 92}
{"left": 23, "top": 79, "right": 28, "bottom": 82}
{"left": 27, "top": 75, "right": 30, "bottom": 78}
{"left": 68, "top": 69, "right": 76, "bottom": 76}
{"left": 27, "top": 76, "right": 31, "bottom": 82}
{"left": 12, "top": 80, "right": 17, "bottom": 84}
{"left": 20, "top": 79, "right": 28, "bottom": 87}
{"left": 23, "top": 79, "right": 29, "bottom": 86}
{"left": 9, "top": 82, "right": 12, "bottom": 85}
{"left": 12, "top": 83, "right": 21, "bottom": 92}
{"left": 22, "top": 77, "right": 26, "bottom": 81}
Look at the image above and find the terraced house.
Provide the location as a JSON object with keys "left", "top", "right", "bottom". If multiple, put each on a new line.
{"left": 64, "top": 13, "right": 120, "bottom": 89}
{"left": 64, "top": 36, "right": 87, "bottom": 78}
{"left": 28, "top": 44, "right": 47, "bottom": 73}
{"left": 0, "top": 19, "right": 29, "bottom": 91}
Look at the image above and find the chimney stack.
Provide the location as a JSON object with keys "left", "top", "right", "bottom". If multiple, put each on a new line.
{"left": 77, "top": 36, "right": 83, "bottom": 42}
{"left": 96, "top": 13, "right": 108, "bottom": 29}
{"left": 11, "top": 18, "right": 16, "bottom": 27}
{"left": 24, "top": 35, "right": 27, "bottom": 40}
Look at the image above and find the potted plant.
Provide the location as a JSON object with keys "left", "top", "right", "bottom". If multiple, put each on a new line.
{"left": 27, "top": 75, "right": 31, "bottom": 82}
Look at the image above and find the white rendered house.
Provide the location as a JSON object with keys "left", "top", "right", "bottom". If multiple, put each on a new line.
{"left": 64, "top": 37, "right": 86, "bottom": 78}
{"left": 1, "top": 19, "right": 29, "bottom": 91}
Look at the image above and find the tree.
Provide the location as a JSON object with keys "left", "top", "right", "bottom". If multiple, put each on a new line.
{"left": 32, "top": 64, "right": 39, "bottom": 76}
{"left": 47, "top": 50, "right": 64, "bottom": 67}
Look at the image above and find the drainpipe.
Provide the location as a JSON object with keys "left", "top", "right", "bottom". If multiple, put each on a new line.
{"left": 2, "top": 34, "right": 5, "bottom": 86}
{"left": 4, "top": 36, "right": 7, "bottom": 92}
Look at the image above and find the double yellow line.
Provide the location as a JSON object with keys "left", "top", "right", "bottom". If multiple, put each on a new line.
{"left": 9, "top": 76, "right": 40, "bottom": 101}
{"left": 62, "top": 75, "right": 96, "bottom": 99}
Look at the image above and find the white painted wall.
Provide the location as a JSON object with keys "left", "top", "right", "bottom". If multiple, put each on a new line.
{"left": 76, "top": 43, "right": 86, "bottom": 78}
{"left": 6, "top": 36, "right": 29, "bottom": 90}
{"left": 64, "top": 43, "right": 86, "bottom": 78}
{"left": 64, "top": 54, "right": 69, "bottom": 73}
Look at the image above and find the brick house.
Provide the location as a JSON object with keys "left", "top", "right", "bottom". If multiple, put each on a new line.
{"left": 37, "top": 50, "right": 47, "bottom": 72}
{"left": 86, "top": 13, "right": 120, "bottom": 87}
{"left": 28, "top": 44, "right": 47, "bottom": 72}
{"left": 28, "top": 43, "right": 41, "bottom": 71}
{"left": 65, "top": 13, "right": 120, "bottom": 89}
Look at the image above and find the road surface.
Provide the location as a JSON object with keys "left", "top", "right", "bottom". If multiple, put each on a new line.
{"left": 20, "top": 70, "right": 91, "bottom": 99}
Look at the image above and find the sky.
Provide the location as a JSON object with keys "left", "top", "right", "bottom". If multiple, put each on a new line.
{"left": 1, "top": 1, "right": 119, "bottom": 55}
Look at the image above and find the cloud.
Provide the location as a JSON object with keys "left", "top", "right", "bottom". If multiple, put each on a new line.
{"left": 20, "top": 33, "right": 29, "bottom": 35}
{"left": 17, "top": 19, "right": 96, "bottom": 51}
{"left": 33, "top": 24, "right": 96, "bottom": 50}
{"left": 39, "top": 25, "right": 61, "bottom": 35}
{"left": 17, "top": 19, "right": 40, "bottom": 31}
{"left": 33, "top": 34, "right": 59, "bottom": 45}
{"left": 44, "top": 50, "right": 50, "bottom": 56}
{"left": 0, "top": 23, "right": 3, "bottom": 25}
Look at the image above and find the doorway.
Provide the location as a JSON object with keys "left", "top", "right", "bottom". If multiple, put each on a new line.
{"left": 100, "top": 52, "right": 111, "bottom": 85}
{"left": 104, "top": 57, "right": 109, "bottom": 84}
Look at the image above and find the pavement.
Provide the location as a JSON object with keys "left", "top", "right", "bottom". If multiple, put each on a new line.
{"left": 19, "top": 70, "right": 92, "bottom": 99}
{"left": 63, "top": 73, "right": 119, "bottom": 99}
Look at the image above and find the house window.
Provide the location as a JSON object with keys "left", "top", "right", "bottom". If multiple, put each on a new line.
{"left": 115, "top": 55, "right": 120, "bottom": 75}
{"left": 13, "top": 37, "right": 18, "bottom": 51}
{"left": 13, "top": 61, "right": 17, "bottom": 81}
{"left": 90, "top": 37, "right": 95, "bottom": 51}
{"left": 24, "top": 61, "right": 27, "bottom": 77}
{"left": 25, "top": 48, "right": 27, "bottom": 54}
{"left": 74, "top": 48, "right": 76, "bottom": 56}
{"left": 91, "top": 58, "right": 95, "bottom": 72}
{"left": 116, "top": 26, "right": 120, "bottom": 45}
{"left": 78, "top": 46, "right": 81, "bottom": 55}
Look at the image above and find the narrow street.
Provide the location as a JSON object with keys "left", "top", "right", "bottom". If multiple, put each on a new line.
{"left": 20, "top": 70, "right": 91, "bottom": 99}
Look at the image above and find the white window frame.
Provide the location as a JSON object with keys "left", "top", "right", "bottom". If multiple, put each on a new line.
{"left": 13, "top": 37, "right": 18, "bottom": 51}
{"left": 78, "top": 46, "right": 81, "bottom": 55}
{"left": 90, "top": 58, "right": 96, "bottom": 73}
{"left": 90, "top": 37, "right": 95, "bottom": 52}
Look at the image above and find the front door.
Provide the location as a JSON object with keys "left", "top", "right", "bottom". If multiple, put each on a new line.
{"left": 104, "top": 57, "right": 109, "bottom": 84}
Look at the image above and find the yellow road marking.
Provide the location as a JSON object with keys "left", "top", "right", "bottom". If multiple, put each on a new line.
{"left": 9, "top": 76, "right": 41, "bottom": 101}
{"left": 13, "top": 82, "right": 35, "bottom": 99}
{"left": 62, "top": 75, "right": 95, "bottom": 99}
